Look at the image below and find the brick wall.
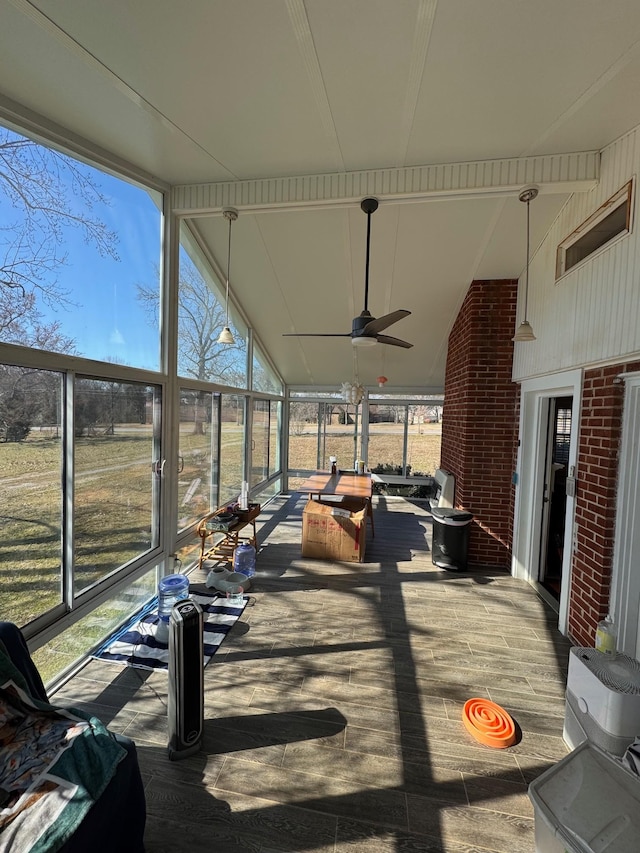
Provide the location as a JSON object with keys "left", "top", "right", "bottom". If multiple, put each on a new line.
{"left": 568, "top": 360, "right": 640, "bottom": 645}
{"left": 440, "top": 280, "right": 519, "bottom": 569}
{"left": 440, "top": 281, "right": 637, "bottom": 636}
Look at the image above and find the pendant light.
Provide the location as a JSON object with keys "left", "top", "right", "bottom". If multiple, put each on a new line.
{"left": 512, "top": 185, "right": 538, "bottom": 343}
{"left": 217, "top": 207, "right": 238, "bottom": 345}
{"left": 341, "top": 381, "right": 366, "bottom": 405}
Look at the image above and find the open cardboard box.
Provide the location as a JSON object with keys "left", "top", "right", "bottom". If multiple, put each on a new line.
{"left": 301, "top": 497, "right": 367, "bottom": 562}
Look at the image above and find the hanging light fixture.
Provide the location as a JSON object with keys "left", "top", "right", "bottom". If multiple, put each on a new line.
{"left": 217, "top": 207, "right": 238, "bottom": 345}
{"left": 377, "top": 375, "right": 388, "bottom": 388}
{"left": 512, "top": 185, "right": 539, "bottom": 343}
{"left": 341, "top": 381, "right": 366, "bottom": 405}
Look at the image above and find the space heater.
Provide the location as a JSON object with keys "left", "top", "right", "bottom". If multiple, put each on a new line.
{"left": 430, "top": 468, "right": 455, "bottom": 510}
{"left": 167, "top": 597, "right": 204, "bottom": 761}
{"left": 563, "top": 646, "right": 640, "bottom": 757}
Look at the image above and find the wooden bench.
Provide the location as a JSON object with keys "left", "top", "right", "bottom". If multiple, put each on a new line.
{"left": 196, "top": 504, "right": 260, "bottom": 571}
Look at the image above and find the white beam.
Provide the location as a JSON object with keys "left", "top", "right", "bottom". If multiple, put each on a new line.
{"left": 172, "top": 152, "right": 599, "bottom": 215}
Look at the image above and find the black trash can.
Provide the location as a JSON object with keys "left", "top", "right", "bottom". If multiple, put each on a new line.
{"left": 431, "top": 507, "right": 474, "bottom": 571}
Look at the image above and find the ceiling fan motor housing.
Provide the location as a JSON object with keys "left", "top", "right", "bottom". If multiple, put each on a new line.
{"left": 352, "top": 311, "right": 374, "bottom": 337}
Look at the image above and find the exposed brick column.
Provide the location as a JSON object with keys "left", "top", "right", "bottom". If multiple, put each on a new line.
{"left": 568, "top": 361, "right": 640, "bottom": 645}
{"left": 440, "top": 280, "right": 519, "bottom": 570}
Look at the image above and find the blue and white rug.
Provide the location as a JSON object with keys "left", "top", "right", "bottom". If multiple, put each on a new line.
{"left": 92, "top": 588, "right": 246, "bottom": 671}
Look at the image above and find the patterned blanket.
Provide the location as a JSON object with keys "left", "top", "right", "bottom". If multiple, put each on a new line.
{"left": 0, "top": 656, "right": 125, "bottom": 853}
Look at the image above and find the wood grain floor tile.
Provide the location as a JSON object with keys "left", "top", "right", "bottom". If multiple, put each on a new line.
{"left": 55, "top": 494, "right": 571, "bottom": 853}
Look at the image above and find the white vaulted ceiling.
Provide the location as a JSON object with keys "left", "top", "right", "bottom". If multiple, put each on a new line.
{"left": 3, "top": 0, "right": 640, "bottom": 389}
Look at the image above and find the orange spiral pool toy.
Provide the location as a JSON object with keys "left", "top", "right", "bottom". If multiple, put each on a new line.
{"left": 462, "top": 698, "right": 516, "bottom": 748}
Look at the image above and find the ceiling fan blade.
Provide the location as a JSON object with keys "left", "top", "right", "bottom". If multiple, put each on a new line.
{"left": 376, "top": 333, "right": 413, "bottom": 349}
{"left": 362, "top": 309, "right": 411, "bottom": 335}
{"left": 283, "top": 333, "right": 351, "bottom": 337}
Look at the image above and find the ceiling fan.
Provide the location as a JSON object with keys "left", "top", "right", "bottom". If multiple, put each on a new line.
{"left": 283, "top": 197, "right": 413, "bottom": 348}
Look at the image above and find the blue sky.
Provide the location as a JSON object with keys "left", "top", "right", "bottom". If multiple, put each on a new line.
{"left": 60, "top": 179, "right": 162, "bottom": 368}
{"left": 0, "top": 128, "right": 162, "bottom": 370}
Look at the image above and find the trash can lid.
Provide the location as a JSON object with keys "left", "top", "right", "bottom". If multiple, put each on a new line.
{"left": 430, "top": 507, "right": 474, "bottom": 525}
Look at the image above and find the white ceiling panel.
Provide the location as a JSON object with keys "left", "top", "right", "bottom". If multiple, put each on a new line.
{"left": 2, "top": 0, "right": 640, "bottom": 390}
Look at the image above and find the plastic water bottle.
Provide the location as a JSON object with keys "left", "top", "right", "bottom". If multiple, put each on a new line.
{"left": 233, "top": 543, "right": 256, "bottom": 579}
{"left": 158, "top": 573, "right": 190, "bottom": 624}
{"left": 595, "top": 615, "right": 617, "bottom": 657}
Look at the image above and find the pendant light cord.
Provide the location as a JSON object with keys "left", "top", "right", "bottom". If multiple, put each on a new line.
{"left": 518, "top": 185, "right": 538, "bottom": 322}
{"left": 524, "top": 198, "right": 530, "bottom": 320}
{"left": 225, "top": 212, "right": 233, "bottom": 325}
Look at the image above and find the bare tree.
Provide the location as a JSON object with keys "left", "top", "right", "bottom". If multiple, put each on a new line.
{"left": 0, "top": 126, "right": 119, "bottom": 350}
{"left": 289, "top": 401, "right": 317, "bottom": 436}
{"left": 138, "top": 257, "right": 245, "bottom": 386}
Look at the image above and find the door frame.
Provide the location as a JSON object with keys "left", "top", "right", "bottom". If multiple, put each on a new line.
{"left": 611, "top": 372, "right": 640, "bottom": 658}
{"left": 512, "top": 369, "right": 582, "bottom": 635}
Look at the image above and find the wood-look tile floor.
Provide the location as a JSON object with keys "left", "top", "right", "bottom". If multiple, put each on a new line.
{"left": 52, "top": 494, "right": 571, "bottom": 852}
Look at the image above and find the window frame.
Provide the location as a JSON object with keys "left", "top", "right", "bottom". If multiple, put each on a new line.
{"left": 556, "top": 180, "right": 634, "bottom": 279}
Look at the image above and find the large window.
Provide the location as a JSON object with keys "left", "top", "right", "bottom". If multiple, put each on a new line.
{"left": 0, "top": 126, "right": 162, "bottom": 368}
{"left": 368, "top": 405, "right": 406, "bottom": 473}
{"left": 220, "top": 394, "right": 245, "bottom": 506}
{"left": 0, "top": 365, "right": 64, "bottom": 626}
{"left": 253, "top": 345, "right": 283, "bottom": 395}
{"left": 288, "top": 397, "right": 442, "bottom": 489}
{"left": 0, "top": 121, "right": 164, "bottom": 665}
{"left": 269, "top": 400, "right": 281, "bottom": 477}
{"left": 178, "top": 225, "right": 247, "bottom": 386}
{"left": 177, "top": 389, "right": 219, "bottom": 531}
{"left": 369, "top": 403, "right": 441, "bottom": 476}
{"left": 251, "top": 399, "right": 270, "bottom": 488}
{"left": 32, "top": 565, "right": 158, "bottom": 685}
{"left": 287, "top": 400, "right": 358, "bottom": 488}
{"left": 73, "top": 377, "right": 161, "bottom": 594}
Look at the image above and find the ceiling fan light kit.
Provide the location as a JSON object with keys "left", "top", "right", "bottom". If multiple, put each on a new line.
{"left": 352, "top": 335, "right": 377, "bottom": 347}
{"left": 283, "top": 196, "right": 412, "bottom": 349}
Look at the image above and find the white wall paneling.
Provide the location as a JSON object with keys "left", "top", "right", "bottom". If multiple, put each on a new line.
{"left": 513, "top": 125, "right": 640, "bottom": 382}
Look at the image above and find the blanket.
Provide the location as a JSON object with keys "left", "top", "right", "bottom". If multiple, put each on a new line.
{"left": 0, "top": 649, "right": 125, "bottom": 853}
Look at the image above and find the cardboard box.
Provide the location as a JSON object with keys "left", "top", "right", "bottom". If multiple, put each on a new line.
{"left": 301, "top": 498, "right": 367, "bottom": 562}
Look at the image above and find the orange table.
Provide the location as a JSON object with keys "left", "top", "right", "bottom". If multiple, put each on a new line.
{"left": 298, "top": 471, "right": 374, "bottom": 536}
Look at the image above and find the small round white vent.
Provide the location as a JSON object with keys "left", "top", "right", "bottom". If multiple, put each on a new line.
{"left": 574, "top": 648, "right": 640, "bottom": 695}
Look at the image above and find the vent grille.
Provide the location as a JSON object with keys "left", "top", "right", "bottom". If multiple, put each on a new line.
{"left": 572, "top": 648, "right": 640, "bottom": 695}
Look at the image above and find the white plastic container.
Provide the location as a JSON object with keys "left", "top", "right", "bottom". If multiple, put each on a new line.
{"left": 563, "top": 647, "right": 640, "bottom": 756}
{"left": 529, "top": 741, "right": 640, "bottom": 852}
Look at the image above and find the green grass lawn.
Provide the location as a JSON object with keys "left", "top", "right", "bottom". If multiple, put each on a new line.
{"left": 2, "top": 422, "right": 440, "bottom": 681}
